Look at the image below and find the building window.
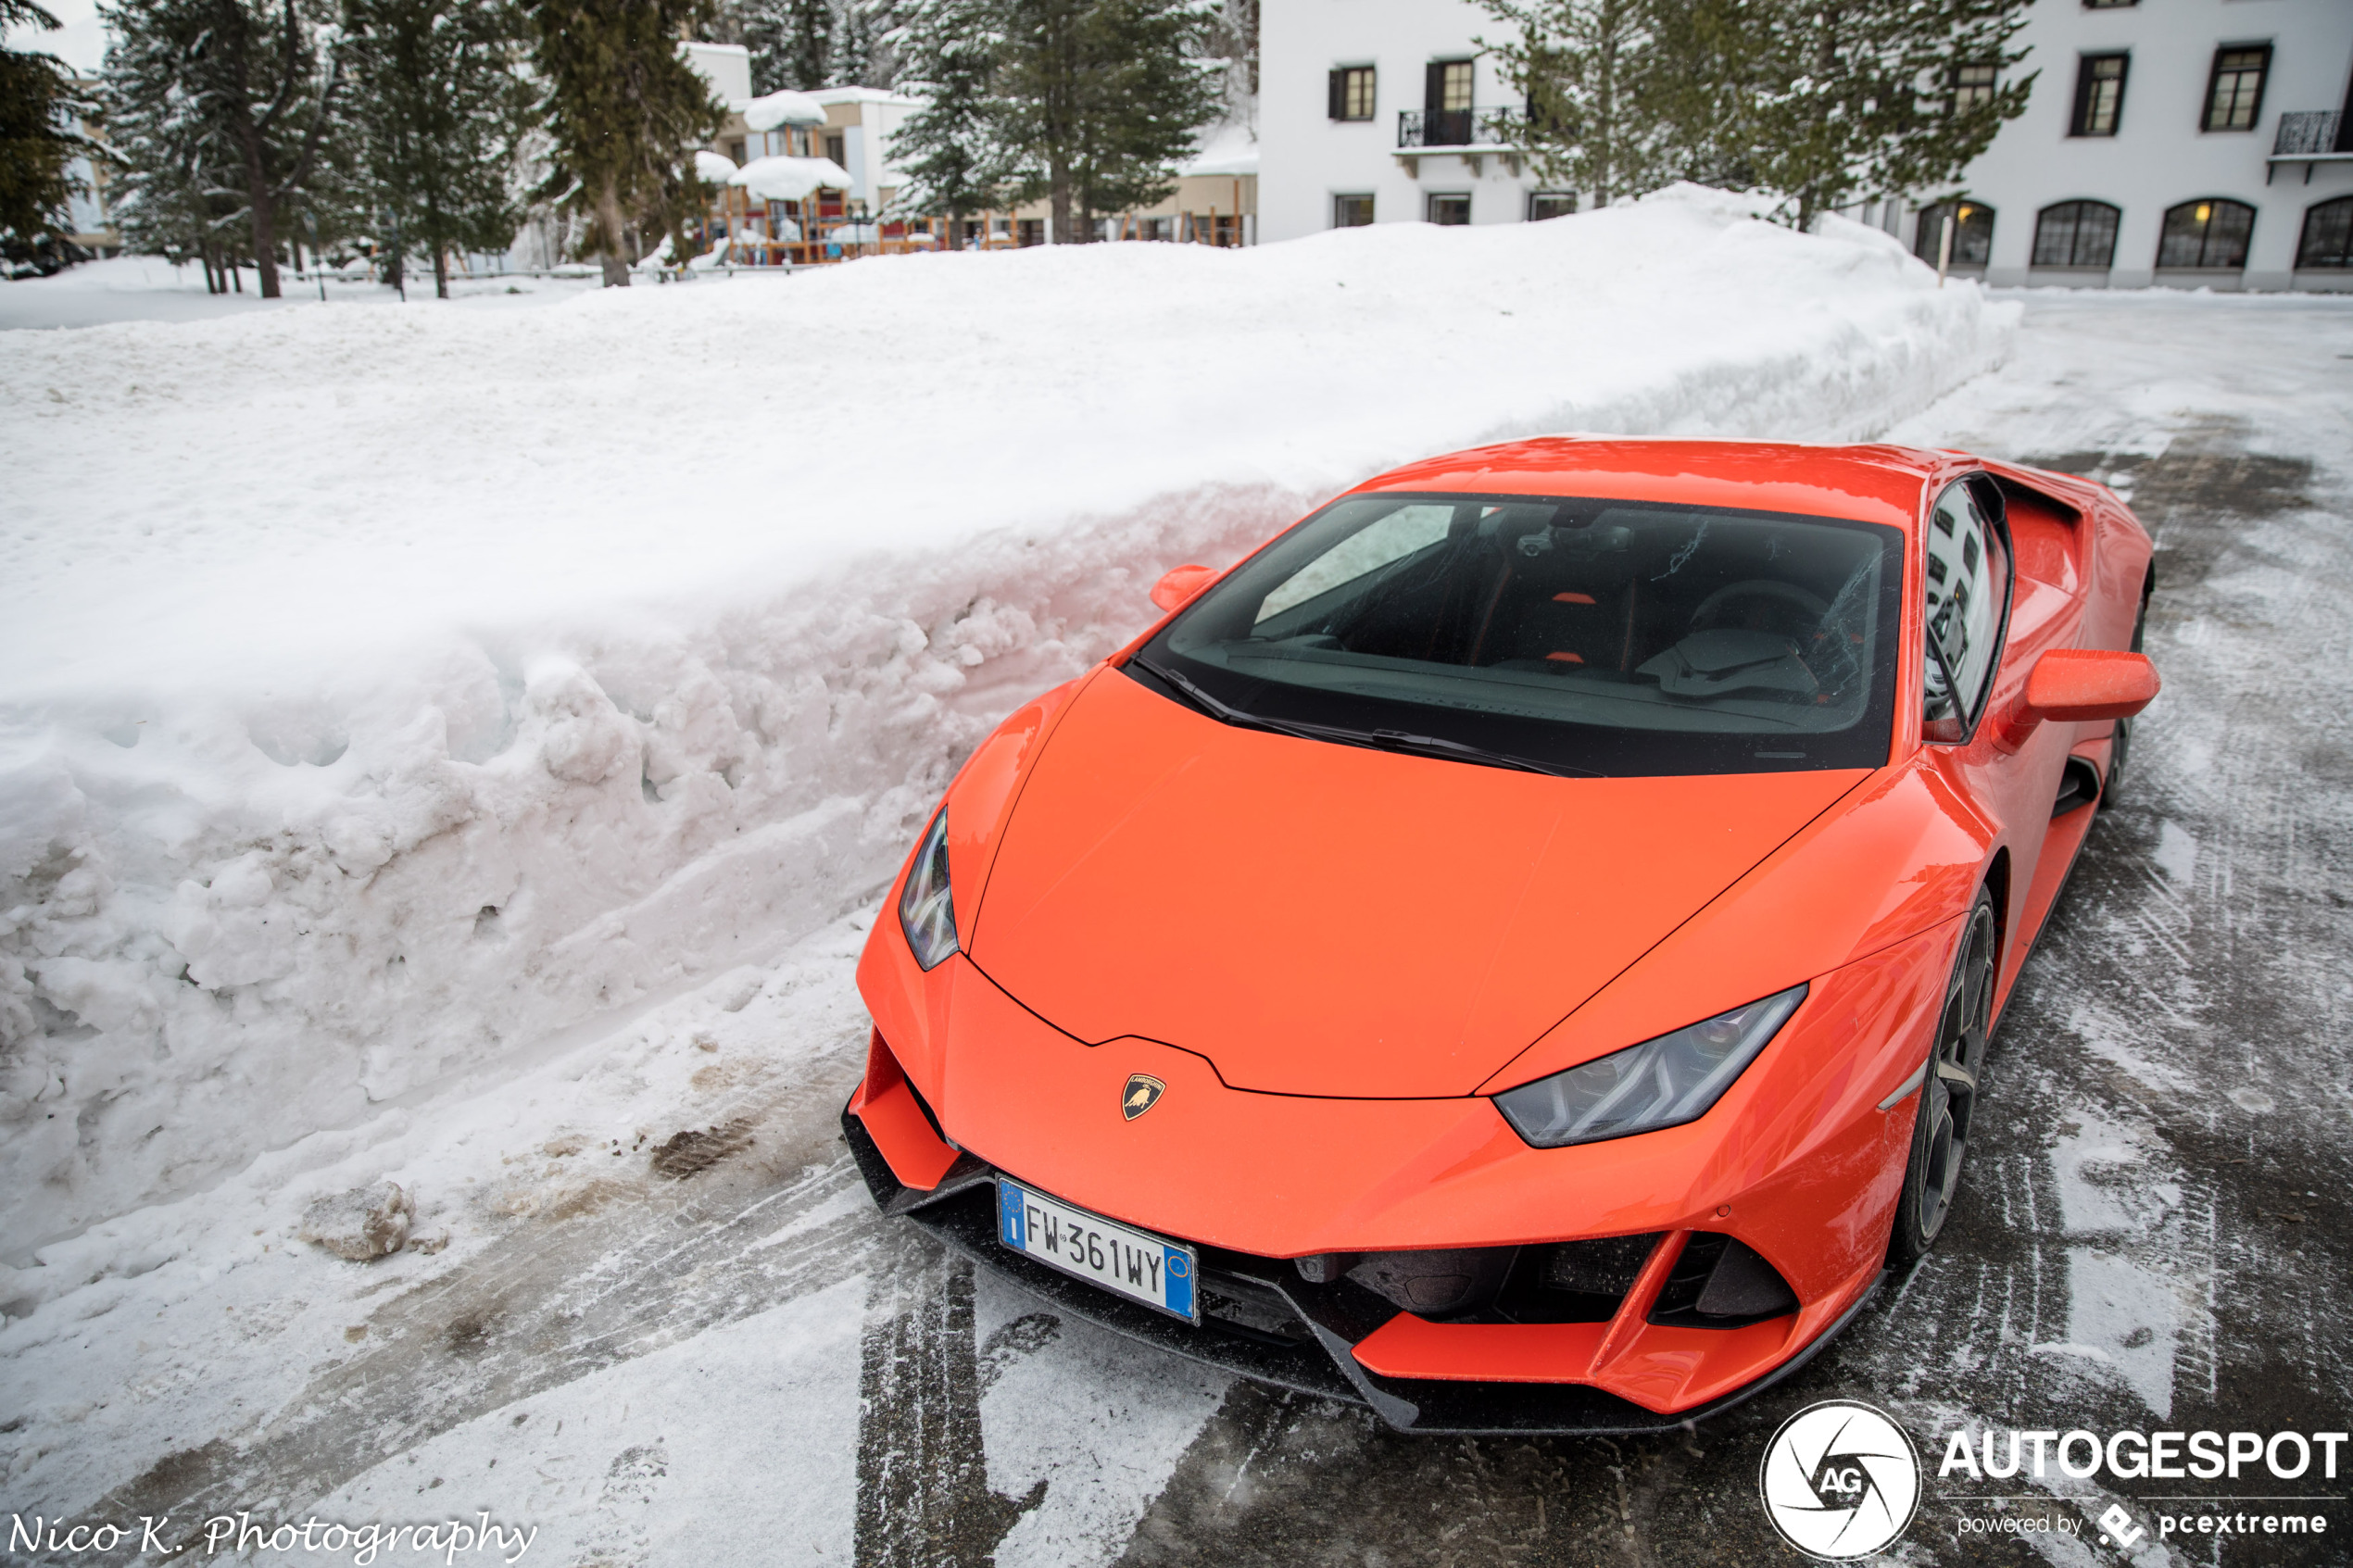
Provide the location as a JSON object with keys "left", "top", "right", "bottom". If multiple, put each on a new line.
{"left": 2032, "top": 200, "right": 2120, "bottom": 268}
{"left": 1328, "top": 66, "right": 1376, "bottom": 122}
{"left": 2082, "top": 0, "right": 2134, "bottom": 6}
{"left": 1333, "top": 193, "right": 1375, "bottom": 228}
{"left": 727, "top": 139, "right": 747, "bottom": 165}
{"left": 2070, "top": 54, "right": 2128, "bottom": 137}
{"left": 2297, "top": 195, "right": 2353, "bottom": 269}
{"left": 1427, "top": 192, "right": 1471, "bottom": 226}
{"left": 2157, "top": 198, "right": 2254, "bottom": 269}
{"left": 1528, "top": 191, "right": 1577, "bottom": 222}
{"left": 1952, "top": 63, "right": 1997, "bottom": 114}
{"left": 2200, "top": 46, "right": 2270, "bottom": 133}
{"left": 824, "top": 132, "right": 846, "bottom": 166}
{"left": 1914, "top": 200, "right": 1994, "bottom": 267}
{"left": 1430, "top": 60, "right": 1474, "bottom": 113}
{"left": 1017, "top": 219, "right": 1044, "bottom": 247}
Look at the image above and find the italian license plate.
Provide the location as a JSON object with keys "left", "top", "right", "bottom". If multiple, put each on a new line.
{"left": 996, "top": 1177, "right": 1197, "bottom": 1323}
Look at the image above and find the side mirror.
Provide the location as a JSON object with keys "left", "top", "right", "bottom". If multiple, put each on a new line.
{"left": 2022, "top": 647, "right": 2159, "bottom": 723}
{"left": 1150, "top": 563, "right": 1217, "bottom": 613}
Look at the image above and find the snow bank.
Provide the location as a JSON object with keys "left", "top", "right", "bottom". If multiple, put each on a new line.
{"left": 0, "top": 185, "right": 2016, "bottom": 1260}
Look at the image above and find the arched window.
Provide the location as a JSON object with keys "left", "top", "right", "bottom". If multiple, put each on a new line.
{"left": 1914, "top": 200, "right": 1994, "bottom": 267}
{"left": 2296, "top": 195, "right": 2353, "bottom": 270}
{"left": 2157, "top": 198, "right": 2254, "bottom": 270}
{"left": 2032, "top": 201, "right": 2120, "bottom": 268}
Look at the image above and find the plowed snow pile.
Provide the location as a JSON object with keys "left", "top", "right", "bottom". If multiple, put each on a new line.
{"left": 0, "top": 186, "right": 2016, "bottom": 1263}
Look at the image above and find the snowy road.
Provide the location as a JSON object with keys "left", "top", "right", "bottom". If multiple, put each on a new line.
{"left": 6, "top": 288, "right": 2352, "bottom": 1568}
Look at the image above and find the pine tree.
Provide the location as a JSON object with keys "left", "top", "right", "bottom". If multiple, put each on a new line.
{"left": 344, "top": 0, "right": 534, "bottom": 297}
{"left": 729, "top": 0, "right": 896, "bottom": 91}
{"left": 0, "top": 0, "right": 89, "bottom": 258}
{"left": 1478, "top": 0, "right": 1672, "bottom": 207}
{"left": 528, "top": 0, "right": 729, "bottom": 286}
{"left": 95, "top": 0, "right": 342, "bottom": 297}
{"left": 1735, "top": 0, "right": 2033, "bottom": 229}
{"left": 890, "top": 0, "right": 1000, "bottom": 236}
{"left": 1483, "top": 0, "right": 2031, "bottom": 228}
{"left": 994, "top": 0, "right": 1214, "bottom": 242}
{"left": 833, "top": 0, "right": 897, "bottom": 87}
{"left": 737, "top": 0, "right": 830, "bottom": 91}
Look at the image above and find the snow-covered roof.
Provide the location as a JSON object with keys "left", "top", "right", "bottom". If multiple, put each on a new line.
{"left": 1179, "top": 124, "right": 1259, "bottom": 179}
{"left": 740, "top": 90, "right": 830, "bottom": 131}
{"left": 694, "top": 149, "right": 738, "bottom": 182}
{"left": 729, "top": 156, "right": 856, "bottom": 202}
{"left": 807, "top": 86, "right": 922, "bottom": 107}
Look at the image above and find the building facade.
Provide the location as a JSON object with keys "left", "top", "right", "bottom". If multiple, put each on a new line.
{"left": 1910, "top": 0, "right": 2352, "bottom": 290}
{"left": 1260, "top": 0, "right": 1556, "bottom": 244}
{"left": 1258, "top": 0, "right": 2353, "bottom": 291}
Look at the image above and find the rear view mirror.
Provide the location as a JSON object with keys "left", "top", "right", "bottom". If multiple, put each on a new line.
{"left": 2022, "top": 648, "right": 2159, "bottom": 723}
{"left": 1151, "top": 563, "right": 1217, "bottom": 612}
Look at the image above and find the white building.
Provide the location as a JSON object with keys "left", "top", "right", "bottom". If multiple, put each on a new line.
{"left": 1260, "top": 0, "right": 1559, "bottom": 242}
{"left": 1903, "top": 0, "right": 2352, "bottom": 291}
{"left": 1257, "top": 0, "right": 2353, "bottom": 291}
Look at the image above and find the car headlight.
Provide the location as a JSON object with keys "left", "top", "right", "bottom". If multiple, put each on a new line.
{"left": 898, "top": 808, "right": 959, "bottom": 971}
{"left": 1494, "top": 985, "right": 1807, "bottom": 1148}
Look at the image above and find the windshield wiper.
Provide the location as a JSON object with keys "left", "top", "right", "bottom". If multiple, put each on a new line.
{"left": 1130, "top": 656, "right": 1342, "bottom": 746}
{"left": 1129, "top": 658, "right": 1592, "bottom": 778}
{"left": 1365, "top": 730, "right": 1590, "bottom": 778}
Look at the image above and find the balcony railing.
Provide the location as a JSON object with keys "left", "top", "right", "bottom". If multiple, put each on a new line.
{"left": 2273, "top": 110, "right": 2346, "bottom": 156}
{"left": 1397, "top": 106, "right": 1527, "bottom": 150}
{"left": 2267, "top": 111, "right": 2352, "bottom": 183}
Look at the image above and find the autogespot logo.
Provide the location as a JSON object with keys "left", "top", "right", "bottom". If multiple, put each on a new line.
{"left": 1759, "top": 1399, "right": 1923, "bottom": 1560}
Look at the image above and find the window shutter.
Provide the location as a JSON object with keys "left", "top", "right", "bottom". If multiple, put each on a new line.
{"left": 1426, "top": 60, "right": 1446, "bottom": 114}
{"left": 1329, "top": 69, "right": 1345, "bottom": 120}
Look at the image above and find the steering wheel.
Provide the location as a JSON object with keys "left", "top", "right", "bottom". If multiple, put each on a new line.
{"left": 1691, "top": 580, "right": 1830, "bottom": 638}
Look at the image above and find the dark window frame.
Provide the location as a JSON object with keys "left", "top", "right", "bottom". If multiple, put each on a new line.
{"left": 1427, "top": 191, "right": 1473, "bottom": 226}
{"left": 2297, "top": 194, "right": 2353, "bottom": 270}
{"left": 2200, "top": 44, "right": 2271, "bottom": 133}
{"left": 1332, "top": 192, "right": 1376, "bottom": 229}
{"left": 1952, "top": 62, "right": 1998, "bottom": 115}
{"left": 2070, "top": 53, "right": 2129, "bottom": 137}
{"left": 1528, "top": 191, "right": 1577, "bottom": 222}
{"left": 2031, "top": 200, "right": 2121, "bottom": 269}
{"left": 1913, "top": 200, "right": 1995, "bottom": 268}
{"left": 2156, "top": 197, "right": 2256, "bottom": 270}
{"left": 1327, "top": 65, "right": 1377, "bottom": 122}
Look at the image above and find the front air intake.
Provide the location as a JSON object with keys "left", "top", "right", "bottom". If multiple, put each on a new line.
{"left": 1646, "top": 1233, "right": 1799, "bottom": 1327}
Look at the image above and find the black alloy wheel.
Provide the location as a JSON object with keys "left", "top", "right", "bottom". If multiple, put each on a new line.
{"left": 1889, "top": 893, "right": 1997, "bottom": 1264}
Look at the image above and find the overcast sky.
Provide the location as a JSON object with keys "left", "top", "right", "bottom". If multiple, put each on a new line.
{"left": 9, "top": 0, "right": 106, "bottom": 74}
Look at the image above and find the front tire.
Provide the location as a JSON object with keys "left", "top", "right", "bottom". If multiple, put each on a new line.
{"left": 1888, "top": 893, "right": 1996, "bottom": 1266}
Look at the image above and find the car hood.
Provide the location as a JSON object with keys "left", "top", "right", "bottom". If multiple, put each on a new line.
{"left": 967, "top": 670, "right": 1868, "bottom": 1098}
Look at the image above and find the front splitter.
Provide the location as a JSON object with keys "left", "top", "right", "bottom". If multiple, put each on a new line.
{"left": 842, "top": 1106, "right": 1885, "bottom": 1436}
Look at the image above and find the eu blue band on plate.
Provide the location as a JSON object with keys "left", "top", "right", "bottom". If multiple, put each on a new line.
{"left": 1164, "top": 1246, "right": 1193, "bottom": 1317}
{"left": 1000, "top": 1183, "right": 1026, "bottom": 1247}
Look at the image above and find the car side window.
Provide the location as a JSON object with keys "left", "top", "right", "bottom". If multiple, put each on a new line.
{"left": 1923, "top": 481, "right": 2003, "bottom": 737}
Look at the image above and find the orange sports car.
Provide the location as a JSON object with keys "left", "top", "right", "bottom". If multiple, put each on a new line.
{"left": 843, "top": 438, "right": 2159, "bottom": 1433}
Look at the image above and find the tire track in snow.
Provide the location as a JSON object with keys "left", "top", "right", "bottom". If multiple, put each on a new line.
{"left": 70, "top": 1035, "right": 883, "bottom": 1562}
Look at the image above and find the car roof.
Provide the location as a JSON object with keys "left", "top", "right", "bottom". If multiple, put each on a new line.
{"left": 1351, "top": 437, "right": 1952, "bottom": 533}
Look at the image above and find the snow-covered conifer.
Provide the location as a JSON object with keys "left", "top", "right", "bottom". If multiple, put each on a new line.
{"left": 526, "top": 0, "right": 727, "bottom": 286}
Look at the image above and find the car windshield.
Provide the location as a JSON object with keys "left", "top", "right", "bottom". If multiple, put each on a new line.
{"left": 1134, "top": 492, "right": 1905, "bottom": 777}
